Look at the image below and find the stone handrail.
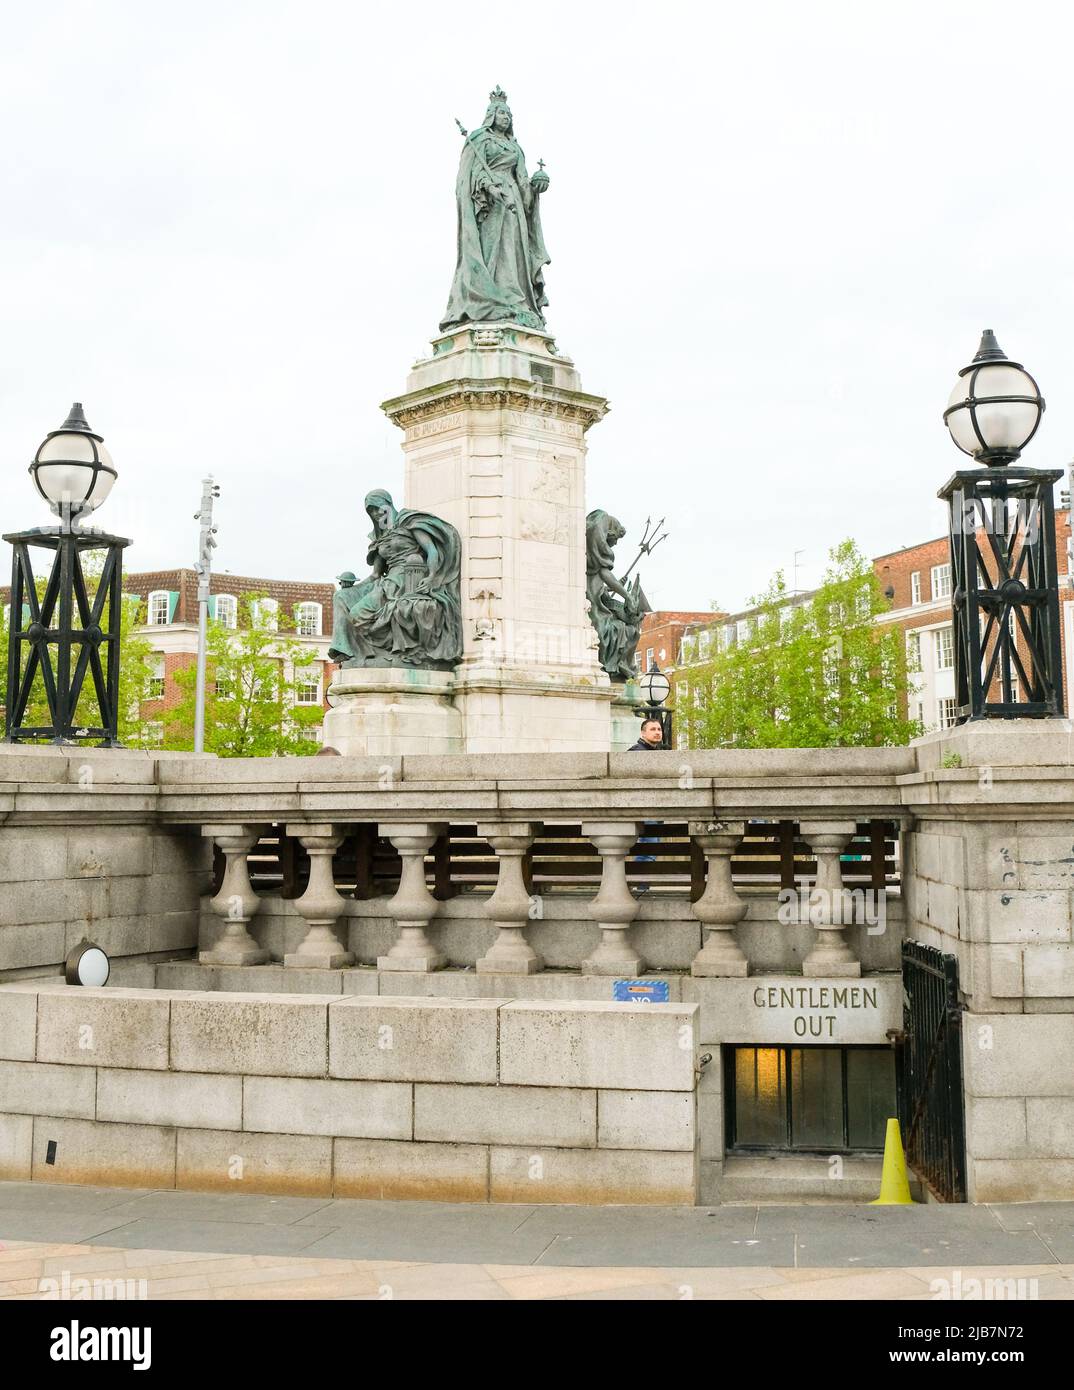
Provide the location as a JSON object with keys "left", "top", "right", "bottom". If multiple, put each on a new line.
{"left": 0, "top": 747, "right": 915, "bottom": 826}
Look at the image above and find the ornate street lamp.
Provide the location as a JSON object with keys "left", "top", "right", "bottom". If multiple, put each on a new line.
{"left": 4, "top": 404, "right": 131, "bottom": 745}
{"left": 636, "top": 661, "right": 673, "bottom": 746}
{"left": 29, "top": 402, "right": 118, "bottom": 522}
{"left": 943, "top": 330, "right": 1044, "bottom": 465}
{"left": 939, "top": 333, "right": 1064, "bottom": 722}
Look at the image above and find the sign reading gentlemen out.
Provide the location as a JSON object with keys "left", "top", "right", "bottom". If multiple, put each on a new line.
{"left": 688, "top": 976, "right": 902, "bottom": 1045}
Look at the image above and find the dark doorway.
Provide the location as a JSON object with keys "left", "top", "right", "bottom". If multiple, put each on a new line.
{"left": 726, "top": 1045, "right": 895, "bottom": 1153}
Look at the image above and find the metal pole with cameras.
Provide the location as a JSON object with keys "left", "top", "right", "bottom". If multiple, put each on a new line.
{"left": 193, "top": 477, "right": 220, "bottom": 754}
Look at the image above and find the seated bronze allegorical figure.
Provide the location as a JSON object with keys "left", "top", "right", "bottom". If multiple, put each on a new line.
{"left": 328, "top": 490, "right": 463, "bottom": 671}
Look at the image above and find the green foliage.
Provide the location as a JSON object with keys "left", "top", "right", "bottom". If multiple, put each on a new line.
{"left": 941, "top": 751, "right": 963, "bottom": 768}
{"left": 678, "top": 539, "right": 923, "bottom": 749}
{"left": 167, "top": 593, "right": 323, "bottom": 756}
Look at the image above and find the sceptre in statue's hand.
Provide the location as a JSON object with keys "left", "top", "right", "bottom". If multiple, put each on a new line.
{"left": 455, "top": 115, "right": 517, "bottom": 213}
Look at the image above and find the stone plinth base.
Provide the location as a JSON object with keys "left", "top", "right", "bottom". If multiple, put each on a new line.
{"left": 199, "top": 948, "right": 269, "bottom": 966}
{"left": 802, "top": 959, "right": 862, "bottom": 978}
{"left": 323, "top": 668, "right": 463, "bottom": 756}
{"left": 452, "top": 664, "right": 614, "bottom": 753}
{"left": 284, "top": 948, "right": 354, "bottom": 970}
{"left": 691, "top": 957, "right": 750, "bottom": 978}
{"left": 612, "top": 683, "right": 645, "bottom": 752}
{"left": 323, "top": 664, "right": 617, "bottom": 755}
{"left": 913, "top": 716, "right": 1074, "bottom": 770}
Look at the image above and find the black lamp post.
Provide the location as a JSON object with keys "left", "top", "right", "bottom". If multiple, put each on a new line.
{"left": 4, "top": 404, "right": 131, "bottom": 745}
{"left": 636, "top": 661, "right": 673, "bottom": 747}
{"left": 940, "top": 332, "right": 1064, "bottom": 721}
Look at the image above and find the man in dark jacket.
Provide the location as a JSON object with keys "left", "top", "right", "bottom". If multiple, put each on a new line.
{"left": 629, "top": 717, "right": 665, "bottom": 751}
{"left": 629, "top": 717, "right": 664, "bottom": 889}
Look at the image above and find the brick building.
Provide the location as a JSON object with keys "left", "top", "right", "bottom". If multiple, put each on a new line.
{"left": 668, "top": 509, "right": 1074, "bottom": 743}
{"left": 637, "top": 610, "right": 719, "bottom": 675}
{"left": 122, "top": 569, "right": 337, "bottom": 742}
{"left": 874, "top": 508, "right": 1073, "bottom": 731}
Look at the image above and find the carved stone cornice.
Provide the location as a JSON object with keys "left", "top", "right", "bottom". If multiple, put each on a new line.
{"left": 382, "top": 381, "right": 609, "bottom": 433}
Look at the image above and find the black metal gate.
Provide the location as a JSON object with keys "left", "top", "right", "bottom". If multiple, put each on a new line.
{"left": 896, "top": 941, "right": 967, "bottom": 1202}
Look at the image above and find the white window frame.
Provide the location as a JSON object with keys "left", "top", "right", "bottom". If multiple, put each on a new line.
{"left": 645, "top": 647, "right": 654, "bottom": 670}
{"left": 295, "top": 670, "right": 322, "bottom": 706}
{"left": 931, "top": 563, "right": 952, "bottom": 600}
{"left": 910, "top": 572, "right": 922, "bottom": 606}
{"left": 149, "top": 654, "right": 165, "bottom": 700}
{"left": 295, "top": 602, "right": 322, "bottom": 637}
{"left": 215, "top": 594, "right": 238, "bottom": 630}
{"left": 147, "top": 590, "right": 171, "bottom": 626}
{"left": 938, "top": 696, "right": 957, "bottom": 730}
{"left": 935, "top": 625, "right": 955, "bottom": 671}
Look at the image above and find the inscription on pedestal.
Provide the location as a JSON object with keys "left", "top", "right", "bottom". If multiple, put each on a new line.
{"left": 508, "top": 411, "right": 582, "bottom": 438}
{"left": 406, "top": 413, "right": 464, "bottom": 441}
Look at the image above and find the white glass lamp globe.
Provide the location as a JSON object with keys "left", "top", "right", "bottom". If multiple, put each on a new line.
{"left": 638, "top": 666, "right": 671, "bottom": 706}
{"left": 30, "top": 403, "right": 117, "bottom": 517}
{"left": 944, "top": 332, "right": 1044, "bottom": 464}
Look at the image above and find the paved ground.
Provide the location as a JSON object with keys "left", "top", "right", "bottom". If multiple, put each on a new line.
{"left": 3, "top": 1182, "right": 1074, "bottom": 1299}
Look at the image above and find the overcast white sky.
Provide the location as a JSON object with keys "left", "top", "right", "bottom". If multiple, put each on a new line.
{"left": 2, "top": 1, "right": 1072, "bottom": 612}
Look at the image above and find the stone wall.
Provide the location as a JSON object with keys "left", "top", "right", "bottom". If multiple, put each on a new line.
{"left": 0, "top": 821, "right": 206, "bottom": 980}
{"left": 900, "top": 719, "right": 1074, "bottom": 1201}
{"left": 0, "top": 982, "right": 698, "bottom": 1205}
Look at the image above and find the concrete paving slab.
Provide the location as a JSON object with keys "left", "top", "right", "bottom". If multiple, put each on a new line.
{"left": 990, "top": 1201, "right": 1074, "bottom": 1232}
{"left": 69, "top": 1218, "right": 333, "bottom": 1257}
{"left": 81, "top": 1191, "right": 337, "bottom": 1226}
{"left": 290, "top": 1198, "right": 539, "bottom": 1232}
{"left": 0, "top": 1181, "right": 155, "bottom": 1212}
{"left": 297, "top": 1227, "right": 560, "bottom": 1265}
{"left": 793, "top": 1229, "right": 1055, "bottom": 1268}
{"left": 0, "top": 1210, "right": 154, "bottom": 1244}
{"left": 533, "top": 1230, "right": 797, "bottom": 1268}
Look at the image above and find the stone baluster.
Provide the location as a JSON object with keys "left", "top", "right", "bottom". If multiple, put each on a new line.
{"left": 283, "top": 824, "right": 354, "bottom": 969}
{"left": 377, "top": 822, "right": 447, "bottom": 972}
{"left": 200, "top": 824, "right": 269, "bottom": 966}
{"left": 476, "top": 822, "right": 541, "bottom": 975}
{"left": 689, "top": 820, "right": 749, "bottom": 977}
{"left": 581, "top": 821, "right": 644, "bottom": 976}
{"left": 799, "top": 819, "right": 861, "bottom": 977}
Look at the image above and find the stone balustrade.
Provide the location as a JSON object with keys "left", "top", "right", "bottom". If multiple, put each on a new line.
{"left": 0, "top": 746, "right": 913, "bottom": 982}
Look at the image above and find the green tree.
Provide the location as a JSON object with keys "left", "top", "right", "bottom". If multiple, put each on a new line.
{"left": 0, "top": 552, "right": 155, "bottom": 745}
{"left": 679, "top": 540, "right": 922, "bottom": 749}
{"left": 167, "top": 592, "right": 323, "bottom": 756}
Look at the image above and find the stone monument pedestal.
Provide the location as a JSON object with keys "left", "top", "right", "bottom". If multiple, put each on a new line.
{"left": 360, "top": 320, "right": 620, "bottom": 754}
{"left": 322, "top": 668, "right": 463, "bottom": 756}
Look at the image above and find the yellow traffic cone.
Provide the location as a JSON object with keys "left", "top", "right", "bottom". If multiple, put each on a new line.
{"left": 870, "top": 1117, "right": 914, "bottom": 1204}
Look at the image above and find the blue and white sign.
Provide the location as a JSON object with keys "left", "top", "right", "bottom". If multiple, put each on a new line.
{"left": 613, "top": 979, "right": 670, "bottom": 1004}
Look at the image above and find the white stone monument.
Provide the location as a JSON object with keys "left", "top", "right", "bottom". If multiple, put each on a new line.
{"left": 323, "top": 85, "right": 642, "bottom": 755}
{"left": 324, "top": 324, "right": 620, "bottom": 754}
